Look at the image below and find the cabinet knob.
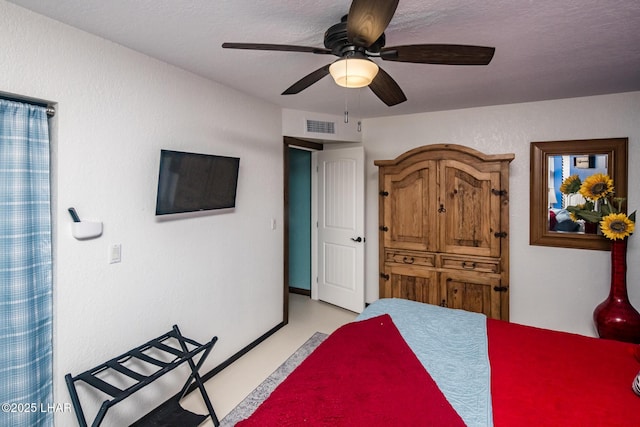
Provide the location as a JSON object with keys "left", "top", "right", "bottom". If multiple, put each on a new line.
{"left": 438, "top": 204, "right": 446, "bottom": 213}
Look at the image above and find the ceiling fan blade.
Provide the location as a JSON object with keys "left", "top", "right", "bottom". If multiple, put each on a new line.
{"left": 222, "top": 42, "right": 332, "bottom": 55}
{"left": 347, "top": 0, "right": 399, "bottom": 47}
{"left": 282, "top": 64, "right": 332, "bottom": 95}
{"left": 380, "top": 44, "right": 495, "bottom": 65}
{"left": 368, "top": 66, "right": 406, "bottom": 106}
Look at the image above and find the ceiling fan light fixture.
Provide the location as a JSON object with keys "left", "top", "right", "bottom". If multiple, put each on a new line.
{"left": 329, "top": 57, "right": 379, "bottom": 88}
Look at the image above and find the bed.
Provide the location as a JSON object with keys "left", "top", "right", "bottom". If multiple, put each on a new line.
{"left": 237, "top": 298, "right": 640, "bottom": 426}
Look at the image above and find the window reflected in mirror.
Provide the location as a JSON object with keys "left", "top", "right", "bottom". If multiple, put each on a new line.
{"left": 547, "top": 154, "right": 608, "bottom": 234}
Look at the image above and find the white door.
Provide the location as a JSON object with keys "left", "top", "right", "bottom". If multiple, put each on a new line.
{"left": 314, "top": 146, "right": 365, "bottom": 313}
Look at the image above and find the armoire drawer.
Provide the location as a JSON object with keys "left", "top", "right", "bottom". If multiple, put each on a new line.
{"left": 440, "top": 255, "right": 500, "bottom": 273}
{"left": 385, "top": 250, "right": 435, "bottom": 267}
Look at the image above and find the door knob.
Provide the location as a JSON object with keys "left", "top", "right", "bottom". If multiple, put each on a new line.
{"left": 351, "top": 237, "right": 363, "bottom": 242}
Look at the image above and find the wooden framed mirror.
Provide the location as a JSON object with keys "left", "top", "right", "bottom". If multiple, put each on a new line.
{"left": 530, "top": 137, "right": 628, "bottom": 250}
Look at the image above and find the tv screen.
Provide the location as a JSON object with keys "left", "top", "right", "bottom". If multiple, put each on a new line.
{"left": 155, "top": 149, "right": 240, "bottom": 215}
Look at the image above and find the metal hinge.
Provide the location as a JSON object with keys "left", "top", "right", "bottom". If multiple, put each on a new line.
{"left": 379, "top": 225, "right": 388, "bottom": 232}
{"left": 493, "top": 286, "right": 508, "bottom": 292}
{"left": 491, "top": 189, "right": 507, "bottom": 196}
{"left": 494, "top": 231, "right": 508, "bottom": 238}
{"left": 380, "top": 273, "right": 389, "bottom": 280}
{"left": 379, "top": 191, "right": 389, "bottom": 197}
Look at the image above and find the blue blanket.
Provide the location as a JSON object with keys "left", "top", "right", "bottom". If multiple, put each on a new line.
{"left": 357, "top": 298, "right": 493, "bottom": 427}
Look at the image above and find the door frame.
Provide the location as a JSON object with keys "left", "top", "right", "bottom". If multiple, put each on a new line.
{"left": 283, "top": 136, "right": 323, "bottom": 324}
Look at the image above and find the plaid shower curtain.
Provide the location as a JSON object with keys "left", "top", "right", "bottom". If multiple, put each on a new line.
{"left": 0, "top": 99, "right": 53, "bottom": 427}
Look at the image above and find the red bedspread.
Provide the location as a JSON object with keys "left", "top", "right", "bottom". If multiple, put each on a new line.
{"left": 237, "top": 314, "right": 465, "bottom": 426}
{"left": 488, "top": 319, "right": 640, "bottom": 426}
{"left": 238, "top": 311, "right": 640, "bottom": 426}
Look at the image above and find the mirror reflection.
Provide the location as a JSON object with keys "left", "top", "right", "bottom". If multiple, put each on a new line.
{"left": 547, "top": 154, "right": 608, "bottom": 234}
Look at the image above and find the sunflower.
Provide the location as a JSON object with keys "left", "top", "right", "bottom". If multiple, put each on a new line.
{"left": 559, "top": 175, "right": 582, "bottom": 194}
{"left": 600, "top": 213, "right": 635, "bottom": 240}
{"left": 579, "top": 173, "right": 614, "bottom": 201}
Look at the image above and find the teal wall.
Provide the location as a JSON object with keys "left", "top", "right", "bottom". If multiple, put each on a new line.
{"left": 288, "top": 148, "right": 311, "bottom": 290}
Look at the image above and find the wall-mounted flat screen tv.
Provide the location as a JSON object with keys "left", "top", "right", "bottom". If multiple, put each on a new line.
{"left": 155, "top": 149, "right": 240, "bottom": 215}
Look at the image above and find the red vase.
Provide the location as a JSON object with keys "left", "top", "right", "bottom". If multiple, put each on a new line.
{"left": 593, "top": 239, "right": 640, "bottom": 343}
{"left": 584, "top": 221, "right": 598, "bottom": 234}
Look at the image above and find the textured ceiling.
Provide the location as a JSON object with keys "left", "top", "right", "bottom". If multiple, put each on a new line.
{"left": 7, "top": 0, "right": 640, "bottom": 118}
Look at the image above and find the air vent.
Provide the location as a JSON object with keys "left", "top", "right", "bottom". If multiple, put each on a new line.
{"left": 306, "top": 119, "right": 335, "bottom": 135}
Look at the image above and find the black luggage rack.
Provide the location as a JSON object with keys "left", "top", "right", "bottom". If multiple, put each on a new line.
{"left": 65, "top": 325, "right": 219, "bottom": 427}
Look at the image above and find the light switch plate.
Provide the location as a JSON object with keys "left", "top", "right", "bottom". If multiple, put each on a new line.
{"left": 110, "top": 244, "right": 122, "bottom": 264}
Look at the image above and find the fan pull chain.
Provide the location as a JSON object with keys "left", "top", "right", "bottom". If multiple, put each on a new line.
{"left": 344, "top": 88, "right": 349, "bottom": 123}
{"left": 344, "top": 59, "right": 349, "bottom": 123}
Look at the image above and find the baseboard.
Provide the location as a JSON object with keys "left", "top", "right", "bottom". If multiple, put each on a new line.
{"left": 289, "top": 287, "right": 311, "bottom": 296}
{"left": 181, "top": 322, "right": 285, "bottom": 396}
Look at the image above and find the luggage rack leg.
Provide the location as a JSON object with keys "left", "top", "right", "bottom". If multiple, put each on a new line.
{"left": 174, "top": 325, "right": 219, "bottom": 427}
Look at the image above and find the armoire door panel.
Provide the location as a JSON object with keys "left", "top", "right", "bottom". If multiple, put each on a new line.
{"left": 384, "top": 265, "right": 439, "bottom": 306}
{"left": 442, "top": 273, "right": 501, "bottom": 319}
{"left": 439, "top": 160, "right": 501, "bottom": 257}
{"left": 383, "top": 161, "right": 437, "bottom": 252}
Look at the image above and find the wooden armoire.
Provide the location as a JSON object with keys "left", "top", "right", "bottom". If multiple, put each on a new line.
{"left": 374, "top": 144, "right": 515, "bottom": 320}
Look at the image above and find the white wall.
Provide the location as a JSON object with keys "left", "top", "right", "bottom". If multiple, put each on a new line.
{"left": 362, "top": 91, "right": 640, "bottom": 337}
{"left": 1, "top": 2, "right": 283, "bottom": 425}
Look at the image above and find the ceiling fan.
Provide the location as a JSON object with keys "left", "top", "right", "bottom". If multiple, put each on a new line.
{"left": 222, "top": 0, "right": 495, "bottom": 107}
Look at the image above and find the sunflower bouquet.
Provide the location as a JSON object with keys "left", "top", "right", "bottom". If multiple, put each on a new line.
{"left": 559, "top": 173, "right": 635, "bottom": 240}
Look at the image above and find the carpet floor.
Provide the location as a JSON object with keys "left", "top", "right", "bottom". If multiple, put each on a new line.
{"left": 218, "top": 332, "right": 328, "bottom": 426}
